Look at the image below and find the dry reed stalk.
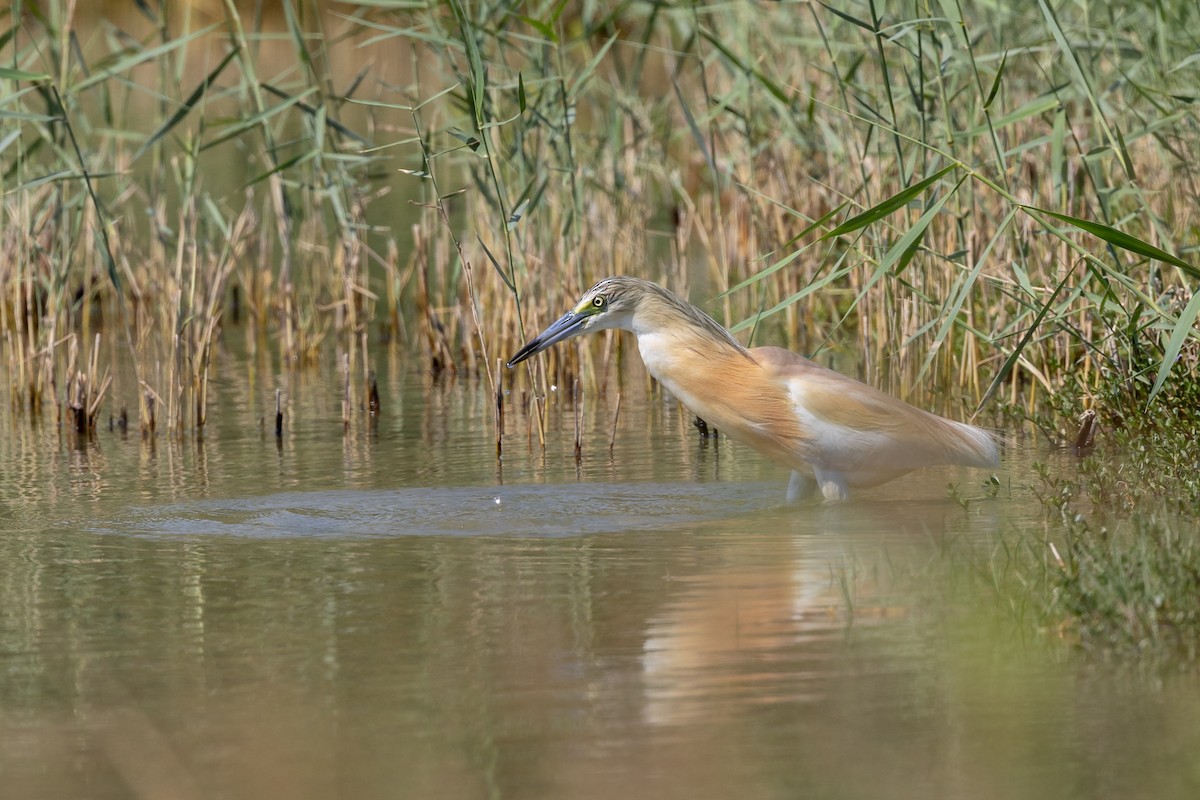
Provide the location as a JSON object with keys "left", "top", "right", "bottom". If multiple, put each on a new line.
{"left": 608, "top": 392, "right": 621, "bottom": 456}
{"left": 360, "top": 328, "right": 370, "bottom": 415}
{"left": 368, "top": 369, "right": 380, "bottom": 417}
{"left": 164, "top": 203, "right": 186, "bottom": 437}
{"left": 573, "top": 378, "right": 582, "bottom": 463}
{"left": 383, "top": 238, "right": 403, "bottom": 341}
{"left": 60, "top": 333, "right": 77, "bottom": 427}
{"left": 533, "top": 395, "right": 545, "bottom": 449}
{"left": 140, "top": 380, "right": 159, "bottom": 437}
{"left": 494, "top": 357, "right": 503, "bottom": 458}
{"left": 342, "top": 353, "right": 351, "bottom": 431}
{"left": 195, "top": 312, "right": 219, "bottom": 431}
{"left": 57, "top": 333, "right": 111, "bottom": 435}
{"left": 413, "top": 224, "right": 454, "bottom": 377}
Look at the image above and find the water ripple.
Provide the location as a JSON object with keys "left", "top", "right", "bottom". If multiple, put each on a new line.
{"left": 80, "top": 482, "right": 783, "bottom": 539}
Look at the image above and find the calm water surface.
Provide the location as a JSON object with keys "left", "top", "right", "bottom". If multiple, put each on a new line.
{"left": 2, "top": 345, "right": 1199, "bottom": 799}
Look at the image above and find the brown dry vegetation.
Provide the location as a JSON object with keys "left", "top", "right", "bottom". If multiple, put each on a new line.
{"left": 1, "top": 0, "right": 1197, "bottom": 444}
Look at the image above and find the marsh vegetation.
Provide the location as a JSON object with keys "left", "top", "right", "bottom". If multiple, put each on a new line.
{"left": 2, "top": 0, "right": 1199, "bottom": 660}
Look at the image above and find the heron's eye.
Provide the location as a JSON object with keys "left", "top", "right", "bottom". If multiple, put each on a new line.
{"left": 592, "top": 296, "right": 606, "bottom": 309}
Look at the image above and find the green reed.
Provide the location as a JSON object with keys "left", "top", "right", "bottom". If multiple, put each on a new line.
{"left": 1, "top": 0, "right": 1197, "bottom": 438}
{"left": 380, "top": 0, "right": 1199, "bottom": 421}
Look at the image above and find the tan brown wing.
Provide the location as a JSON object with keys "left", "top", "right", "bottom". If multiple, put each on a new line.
{"left": 749, "top": 346, "right": 998, "bottom": 473}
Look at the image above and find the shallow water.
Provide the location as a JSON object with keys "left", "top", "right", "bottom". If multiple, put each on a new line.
{"left": 2, "top": 346, "right": 1199, "bottom": 799}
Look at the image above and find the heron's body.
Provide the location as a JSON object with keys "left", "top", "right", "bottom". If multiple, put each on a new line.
{"left": 508, "top": 277, "right": 998, "bottom": 501}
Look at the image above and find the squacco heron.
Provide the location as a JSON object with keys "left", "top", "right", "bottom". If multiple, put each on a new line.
{"left": 508, "top": 276, "right": 999, "bottom": 502}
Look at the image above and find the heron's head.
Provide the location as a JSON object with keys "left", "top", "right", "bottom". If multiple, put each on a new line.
{"left": 506, "top": 277, "right": 644, "bottom": 367}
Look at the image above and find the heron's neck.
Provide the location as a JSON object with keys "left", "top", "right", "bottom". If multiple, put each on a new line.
{"left": 629, "top": 294, "right": 745, "bottom": 350}
{"left": 631, "top": 303, "right": 746, "bottom": 388}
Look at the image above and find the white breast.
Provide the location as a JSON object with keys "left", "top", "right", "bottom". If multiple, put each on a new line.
{"left": 634, "top": 331, "right": 676, "bottom": 381}
{"left": 635, "top": 331, "right": 698, "bottom": 406}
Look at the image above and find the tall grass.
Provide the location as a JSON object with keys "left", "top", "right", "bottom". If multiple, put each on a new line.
{"left": 0, "top": 1, "right": 1197, "bottom": 441}
{"left": 2, "top": 1, "right": 392, "bottom": 436}
{"left": 369, "top": 0, "right": 1199, "bottom": 428}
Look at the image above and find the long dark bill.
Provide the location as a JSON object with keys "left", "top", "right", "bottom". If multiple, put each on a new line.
{"left": 506, "top": 311, "right": 586, "bottom": 368}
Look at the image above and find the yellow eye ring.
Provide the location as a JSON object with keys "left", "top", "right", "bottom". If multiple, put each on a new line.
{"left": 592, "top": 296, "right": 605, "bottom": 308}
